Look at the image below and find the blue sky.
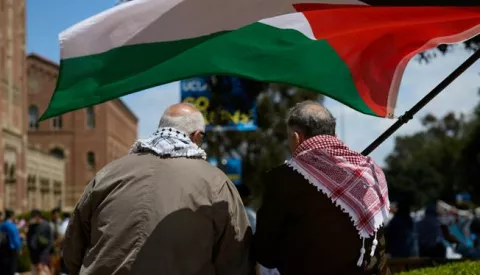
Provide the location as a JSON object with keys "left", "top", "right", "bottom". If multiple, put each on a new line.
{"left": 27, "top": 1, "right": 480, "bottom": 165}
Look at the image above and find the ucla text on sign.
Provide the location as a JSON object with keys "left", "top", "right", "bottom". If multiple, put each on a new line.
{"left": 180, "top": 77, "right": 258, "bottom": 131}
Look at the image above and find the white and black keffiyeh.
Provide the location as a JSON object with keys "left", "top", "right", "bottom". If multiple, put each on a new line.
{"left": 130, "top": 127, "right": 206, "bottom": 159}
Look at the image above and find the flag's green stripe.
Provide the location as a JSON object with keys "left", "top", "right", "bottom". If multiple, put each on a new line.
{"left": 41, "top": 23, "right": 374, "bottom": 120}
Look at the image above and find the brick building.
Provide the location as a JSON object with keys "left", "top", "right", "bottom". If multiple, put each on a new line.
{"left": 26, "top": 146, "right": 66, "bottom": 211}
{"left": 26, "top": 54, "right": 138, "bottom": 210}
{"left": 0, "top": 0, "right": 28, "bottom": 212}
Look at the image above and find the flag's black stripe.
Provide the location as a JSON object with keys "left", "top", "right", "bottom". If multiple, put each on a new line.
{"left": 360, "top": 0, "right": 480, "bottom": 6}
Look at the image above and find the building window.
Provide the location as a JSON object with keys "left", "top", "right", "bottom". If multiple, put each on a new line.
{"left": 28, "top": 105, "right": 39, "bottom": 130}
{"left": 27, "top": 175, "right": 37, "bottom": 191}
{"left": 86, "top": 107, "right": 95, "bottom": 129}
{"left": 87, "top": 152, "right": 96, "bottom": 169}
{"left": 27, "top": 175, "right": 37, "bottom": 210}
{"left": 52, "top": 116, "right": 63, "bottom": 130}
{"left": 9, "top": 164, "right": 15, "bottom": 180}
{"left": 50, "top": 147, "right": 65, "bottom": 159}
{"left": 40, "top": 179, "right": 50, "bottom": 193}
{"left": 40, "top": 178, "right": 50, "bottom": 209}
{"left": 4, "top": 163, "right": 16, "bottom": 184}
{"left": 54, "top": 181, "right": 62, "bottom": 195}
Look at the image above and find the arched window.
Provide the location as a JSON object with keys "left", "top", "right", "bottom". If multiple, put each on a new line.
{"left": 50, "top": 147, "right": 65, "bottom": 159}
{"left": 52, "top": 116, "right": 63, "bottom": 130}
{"left": 28, "top": 105, "right": 39, "bottom": 130}
{"left": 9, "top": 164, "right": 15, "bottom": 179}
{"left": 87, "top": 152, "right": 96, "bottom": 169}
{"left": 86, "top": 107, "right": 95, "bottom": 129}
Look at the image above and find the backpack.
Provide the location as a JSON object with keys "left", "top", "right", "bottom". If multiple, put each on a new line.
{"left": 0, "top": 228, "right": 11, "bottom": 256}
{"left": 28, "top": 222, "right": 50, "bottom": 251}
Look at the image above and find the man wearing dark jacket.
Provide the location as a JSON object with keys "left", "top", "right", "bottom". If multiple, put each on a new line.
{"left": 27, "top": 209, "right": 54, "bottom": 275}
{"left": 254, "top": 101, "right": 391, "bottom": 275}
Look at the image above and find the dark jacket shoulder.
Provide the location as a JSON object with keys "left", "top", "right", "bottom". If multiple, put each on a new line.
{"left": 266, "top": 163, "right": 292, "bottom": 175}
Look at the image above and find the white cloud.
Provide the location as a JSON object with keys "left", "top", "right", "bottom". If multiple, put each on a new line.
{"left": 121, "top": 49, "right": 479, "bottom": 166}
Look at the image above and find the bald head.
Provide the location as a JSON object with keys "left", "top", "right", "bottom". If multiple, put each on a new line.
{"left": 158, "top": 103, "right": 205, "bottom": 134}
{"left": 287, "top": 100, "right": 336, "bottom": 138}
{"left": 164, "top": 103, "right": 199, "bottom": 117}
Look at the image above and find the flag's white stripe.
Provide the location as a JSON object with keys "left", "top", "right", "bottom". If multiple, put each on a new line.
{"left": 61, "top": 0, "right": 366, "bottom": 59}
{"left": 260, "top": 12, "right": 316, "bottom": 40}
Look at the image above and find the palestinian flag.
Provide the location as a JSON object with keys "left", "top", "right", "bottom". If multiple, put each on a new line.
{"left": 40, "top": 0, "right": 480, "bottom": 120}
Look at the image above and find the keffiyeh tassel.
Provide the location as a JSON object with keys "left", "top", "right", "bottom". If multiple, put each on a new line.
{"left": 357, "top": 238, "right": 366, "bottom": 267}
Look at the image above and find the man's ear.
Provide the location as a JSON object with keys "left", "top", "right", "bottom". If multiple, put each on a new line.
{"left": 293, "top": 131, "right": 302, "bottom": 146}
{"left": 191, "top": 130, "right": 203, "bottom": 146}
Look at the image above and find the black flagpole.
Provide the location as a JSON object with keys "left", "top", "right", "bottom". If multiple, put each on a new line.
{"left": 362, "top": 48, "right": 480, "bottom": 156}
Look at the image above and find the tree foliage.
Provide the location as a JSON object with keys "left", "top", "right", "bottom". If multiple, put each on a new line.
{"left": 386, "top": 35, "right": 479, "bottom": 207}
{"left": 384, "top": 90, "right": 480, "bottom": 207}
{"left": 417, "top": 35, "right": 479, "bottom": 64}
{"left": 204, "top": 78, "right": 323, "bottom": 203}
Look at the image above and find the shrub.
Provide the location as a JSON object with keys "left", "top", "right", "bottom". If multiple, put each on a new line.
{"left": 17, "top": 210, "right": 52, "bottom": 221}
{"left": 398, "top": 261, "right": 480, "bottom": 275}
{"left": 17, "top": 244, "right": 31, "bottom": 272}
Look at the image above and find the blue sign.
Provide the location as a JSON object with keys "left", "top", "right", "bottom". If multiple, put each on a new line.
{"left": 180, "top": 76, "right": 258, "bottom": 131}
{"left": 208, "top": 157, "right": 242, "bottom": 186}
{"left": 456, "top": 192, "right": 472, "bottom": 202}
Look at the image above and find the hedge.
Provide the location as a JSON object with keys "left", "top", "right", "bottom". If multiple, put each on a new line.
{"left": 17, "top": 210, "right": 53, "bottom": 221}
{"left": 398, "top": 261, "right": 480, "bottom": 275}
{"left": 17, "top": 244, "right": 31, "bottom": 272}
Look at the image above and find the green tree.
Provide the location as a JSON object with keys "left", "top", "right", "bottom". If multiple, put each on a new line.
{"left": 384, "top": 90, "right": 480, "bottom": 207}
{"left": 385, "top": 34, "right": 479, "bottom": 206}
{"left": 417, "top": 35, "right": 479, "bottom": 64}
{"left": 384, "top": 112, "right": 468, "bottom": 206}
{"left": 457, "top": 89, "right": 480, "bottom": 202}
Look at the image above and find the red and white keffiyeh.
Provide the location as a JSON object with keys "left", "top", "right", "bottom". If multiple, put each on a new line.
{"left": 286, "top": 135, "right": 390, "bottom": 266}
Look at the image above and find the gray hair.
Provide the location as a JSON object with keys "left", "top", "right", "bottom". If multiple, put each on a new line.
{"left": 286, "top": 100, "right": 336, "bottom": 137}
{"left": 158, "top": 104, "right": 206, "bottom": 134}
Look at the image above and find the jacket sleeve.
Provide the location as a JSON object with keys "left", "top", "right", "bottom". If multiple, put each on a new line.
{"left": 63, "top": 179, "right": 95, "bottom": 275}
{"left": 11, "top": 225, "right": 22, "bottom": 251}
{"left": 5, "top": 223, "right": 22, "bottom": 251}
{"left": 253, "top": 170, "right": 286, "bottom": 269}
{"left": 213, "top": 180, "right": 255, "bottom": 275}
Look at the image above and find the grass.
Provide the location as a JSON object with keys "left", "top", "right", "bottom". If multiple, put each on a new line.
{"left": 398, "top": 261, "right": 480, "bottom": 275}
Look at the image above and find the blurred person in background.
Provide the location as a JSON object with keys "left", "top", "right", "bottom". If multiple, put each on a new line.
{"left": 59, "top": 212, "right": 70, "bottom": 237}
{"left": 471, "top": 212, "right": 480, "bottom": 248}
{"left": 59, "top": 212, "right": 71, "bottom": 275}
{"left": 418, "top": 204, "right": 460, "bottom": 258}
{"left": 50, "top": 208, "right": 62, "bottom": 240}
{"left": 0, "top": 209, "right": 22, "bottom": 275}
{"left": 417, "top": 204, "right": 446, "bottom": 258}
{"left": 385, "top": 194, "right": 415, "bottom": 258}
{"left": 50, "top": 207, "right": 63, "bottom": 275}
{"left": 28, "top": 209, "right": 54, "bottom": 275}
{"left": 447, "top": 212, "right": 480, "bottom": 259}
